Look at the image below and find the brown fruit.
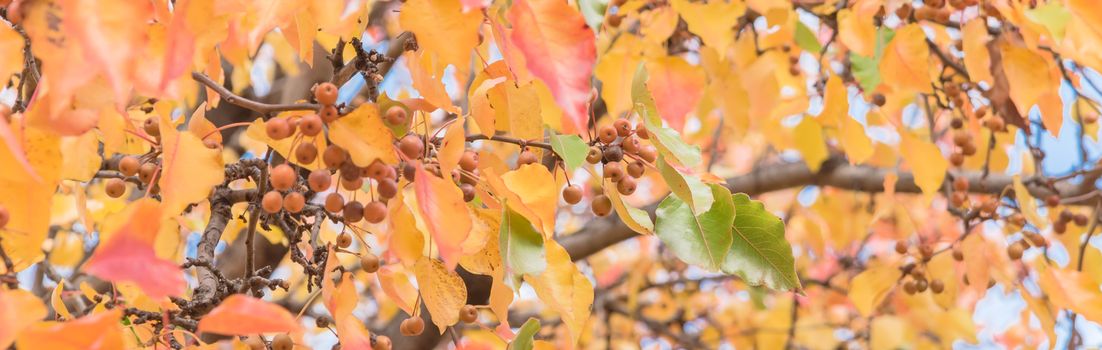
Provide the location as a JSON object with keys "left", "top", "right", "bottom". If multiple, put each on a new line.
{"left": 1045, "top": 194, "right": 1061, "bottom": 207}
{"left": 950, "top": 118, "right": 964, "bottom": 129}
{"left": 919, "top": 245, "right": 934, "bottom": 261}
{"left": 617, "top": 177, "right": 637, "bottom": 196}
{"left": 870, "top": 93, "right": 886, "bottom": 107}
{"left": 308, "top": 169, "right": 332, "bottom": 192}
{"left": 401, "top": 317, "right": 425, "bottom": 336}
{"left": 323, "top": 145, "right": 348, "bottom": 169}
{"left": 1007, "top": 242, "right": 1024, "bottom": 260}
{"left": 377, "top": 178, "right": 398, "bottom": 199}
{"left": 344, "top": 201, "right": 365, "bottom": 222}
{"left": 374, "top": 335, "right": 392, "bottom": 350}
{"left": 315, "top": 82, "right": 339, "bottom": 105}
{"left": 984, "top": 116, "right": 1005, "bottom": 131}
{"left": 143, "top": 118, "right": 160, "bottom": 138}
{"left": 517, "top": 149, "right": 538, "bottom": 166}
{"left": 325, "top": 193, "right": 345, "bottom": 213}
{"left": 902, "top": 280, "right": 917, "bottom": 295}
{"left": 602, "top": 146, "right": 624, "bottom": 163}
{"left": 118, "top": 156, "right": 140, "bottom": 176}
{"left": 296, "top": 142, "right": 318, "bottom": 164}
{"left": 299, "top": 114, "right": 324, "bottom": 137}
{"left": 1026, "top": 231, "right": 1047, "bottom": 247}
{"left": 460, "top": 183, "right": 476, "bottom": 202}
{"left": 586, "top": 147, "right": 603, "bottom": 164}
{"left": 961, "top": 142, "right": 977, "bottom": 156}
{"left": 952, "top": 131, "right": 971, "bottom": 147}
{"left": 895, "top": 3, "right": 913, "bottom": 19}
{"left": 604, "top": 162, "right": 624, "bottom": 182}
{"left": 283, "top": 192, "right": 306, "bottom": 213}
{"left": 320, "top": 105, "right": 340, "bottom": 123}
{"left": 639, "top": 146, "right": 658, "bottom": 163}
{"left": 340, "top": 161, "right": 361, "bottom": 182}
{"left": 262, "top": 191, "right": 283, "bottom": 213}
{"left": 270, "top": 164, "right": 297, "bottom": 191}
{"left": 929, "top": 279, "right": 945, "bottom": 294}
{"left": 613, "top": 119, "right": 632, "bottom": 137}
{"left": 953, "top": 177, "right": 969, "bottom": 192}
{"left": 364, "top": 201, "right": 387, "bottom": 223}
{"left": 105, "top": 178, "right": 126, "bottom": 198}
{"left": 459, "top": 151, "right": 479, "bottom": 172}
{"left": 635, "top": 123, "right": 649, "bottom": 139}
{"left": 403, "top": 163, "right": 417, "bottom": 182}
{"left": 1075, "top": 214, "right": 1089, "bottom": 226}
{"left": 315, "top": 315, "right": 332, "bottom": 328}
{"left": 598, "top": 125, "right": 618, "bottom": 144}
{"left": 361, "top": 253, "right": 381, "bottom": 273}
{"left": 265, "top": 118, "right": 292, "bottom": 140}
{"left": 562, "top": 185, "right": 583, "bottom": 204}
{"left": 243, "top": 336, "right": 266, "bottom": 350}
{"left": 621, "top": 136, "right": 640, "bottom": 155}
{"left": 949, "top": 152, "right": 965, "bottom": 167}
{"left": 138, "top": 163, "right": 158, "bottom": 183}
{"left": 385, "top": 106, "right": 408, "bottom": 126}
{"left": 341, "top": 177, "right": 364, "bottom": 191}
{"left": 271, "top": 333, "right": 293, "bottom": 350}
{"left": 0, "top": 206, "right": 9, "bottom": 229}
{"left": 459, "top": 305, "right": 479, "bottom": 323}
{"left": 627, "top": 161, "right": 645, "bottom": 178}
{"left": 914, "top": 278, "right": 928, "bottom": 292}
{"left": 336, "top": 232, "right": 353, "bottom": 248}
{"left": 1054, "top": 221, "right": 1068, "bottom": 234}
{"left": 606, "top": 13, "right": 623, "bottom": 28}
{"left": 895, "top": 241, "right": 908, "bottom": 254}
{"left": 952, "top": 245, "right": 965, "bottom": 261}
{"left": 592, "top": 194, "right": 613, "bottom": 217}
{"left": 399, "top": 135, "right": 424, "bottom": 160}
{"left": 366, "top": 161, "right": 389, "bottom": 180}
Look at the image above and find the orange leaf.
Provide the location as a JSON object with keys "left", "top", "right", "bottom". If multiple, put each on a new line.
{"left": 377, "top": 265, "right": 420, "bottom": 315}
{"left": 879, "top": 24, "right": 932, "bottom": 95}
{"left": 83, "top": 199, "right": 185, "bottom": 299}
{"left": 158, "top": 112, "right": 226, "bottom": 218}
{"left": 16, "top": 309, "right": 124, "bottom": 350}
{"left": 57, "top": 0, "right": 154, "bottom": 108}
{"left": 646, "top": 56, "right": 705, "bottom": 132}
{"left": 0, "top": 121, "right": 61, "bottom": 272}
{"left": 0, "top": 289, "right": 47, "bottom": 348}
{"left": 414, "top": 162, "right": 472, "bottom": 270}
{"left": 197, "top": 295, "right": 301, "bottom": 336}
{"left": 508, "top": 0, "right": 596, "bottom": 134}
{"left": 399, "top": 0, "right": 481, "bottom": 79}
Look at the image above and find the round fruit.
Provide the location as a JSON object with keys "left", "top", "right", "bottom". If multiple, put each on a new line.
{"left": 336, "top": 232, "right": 353, "bottom": 248}
{"left": 364, "top": 201, "right": 387, "bottom": 223}
{"left": 363, "top": 161, "right": 386, "bottom": 180}
{"left": 262, "top": 191, "right": 283, "bottom": 213}
{"left": 635, "top": 123, "right": 649, "bottom": 139}
{"left": 399, "top": 135, "right": 424, "bottom": 160}
{"left": 562, "top": 185, "right": 583, "bottom": 205}
{"left": 985, "top": 116, "right": 1005, "bottom": 131}
{"left": 517, "top": 149, "right": 538, "bottom": 166}
{"left": 283, "top": 192, "right": 305, "bottom": 213}
{"left": 315, "top": 82, "right": 339, "bottom": 105}
{"left": 929, "top": 279, "right": 945, "bottom": 294}
{"left": 341, "top": 177, "right": 364, "bottom": 191}
{"left": 895, "top": 241, "right": 908, "bottom": 254}
{"left": 586, "top": 147, "right": 603, "bottom": 164}
{"left": 138, "top": 163, "right": 158, "bottom": 183}
{"left": 1007, "top": 242, "right": 1024, "bottom": 260}
{"left": 592, "top": 195, "right": 612, "bottom": 217}
{"left": 460, "top": 183, "right": 476, "bottom": 202}
{"left": 105, "top": 178, "right": 126, "bottom": 198}
{"left": 377, "top": 178, "right": 398, "bottom": 199}
{"left": 401, "top": 317, "right": 425, "bottom": 336}
{"left": 0, "top": 206, "right": 9, "bottom": 229}
{"left": 270, "top": 164, "right": 296, "bottom": 191}
{"left": 604, "top": 162, "right": 624, "bottom": 183}
{"left": 617, "top": 177, "right": 637, "bottom": 196}
{"left": 323, "top": 145, "right": 348, "bottom": 169}
{"left": 361, "top": 253, "right": 381, "bottom": 273}
{"left": 343, "top": 201, "right": 364, "bottom": 222}
{"left": 902, "top": 280, "right": 916, "bottom": 294}
{"left": 385, "top": 106, "right": 408, "bottom": 126}
{"left": 1075, "top": 214, "right": 1089, "bottom": 226}
{"left": 296, "top": 142, "right": 318, "bottom": 164}
{"left": 308, "top": 169, "right": 332, "bottom": 192}
{"left": 1045, "top": 194, "right": 1060, "bottom": 207}
{"left": 459, "top": 151, "right": 479, "bottom": 172}
{"left": 118, "top": 156, "right": 139, "bottom": 176}
{"left": 603, "top": 146, "right": 624, "bottom": 163}
{"left": 915, "top": 278, "right": 928, "bottom": 292}
{"left": 374, "top": 335, "right": 392, "bottom": 350}
{"left": 340, "top": 161, "right": 361, "bottom": 182}
{"left": 271, "top": 333, "right": 293, "bottom": 350}
{"left": 320, "top": 105, "right": 340, "bottom": 123}
{"left": 299, "top": 114, "right": 324, "bottom": 137}
{"left": 143, "top": 118, "right": 160, "bottom": 138}
{"left": 459, "top": 305, "right": 479, "bottom": 323}
{"left": 626, "top": 161, "right": 645, "bottom": 178}
{"left": 265, "top": 118, "right": 292, "bottom": 140}
{"left": 243, "top": 336, "right": 265, "bottom": 350}
{"left": 949, "top": 152, "right": 965, "bottom": 166}
{"left": 315, "top": 315, "right": 332, "bottom": 328}
{"left": 870, "top": 93, "right": 886, "bottom": 107}
{"left": 325, "top": 193, "right": 344, "bottom": 213}
{"left": 598, "top": 125, "right": 617, "bottom": 144}
{"left": 953, "top": 177, "right": 969, "bottom": 192}
{"left": 621, "top": 136, "right": 640, "bottom": 154}
{"left": 639, "top": 146, "right": 657, "bottom": 163}
{"left": 613, "top": 119, "right": 632, "bottom": 137}
{"left": 402, "top": 163, "right": 417, "bottom": 182}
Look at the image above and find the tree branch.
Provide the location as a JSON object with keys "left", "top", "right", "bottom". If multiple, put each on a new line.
{"left": 191, "top": 72, "right": 321, "bottom": 115}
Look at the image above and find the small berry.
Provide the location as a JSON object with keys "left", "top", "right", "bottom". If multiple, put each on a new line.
{"left": 343, "top": 201, "right": 364, "bottom": 222}
{"left": 598, "top": 125, "right": 618, "bottom": 144}
{"left": 459, "top": 151, "right": 479, "bottom": 172}
{"left": 105, "top": 178, "right": 126, "bottom": 198}
{"left": 143, "top": 118, "right": 160, "bottom": 138}
{"left": 323, "top": 145, "right": 348, "bottom": 169}
{"left": 1045, "top": 195, "right": 1061, "bottom": 207}
{"left": 399, "top": 135, "right": 424, "bottom": 160}
{"left": 385, "top": 106, "right": 408, "bottom": 126}
{"left": 460, "top": 183, "right": 476, "bottom": 202}
{"left": 639, "top": 146, "right": 658, "bottom": 163}
{"left": 635, "top": 123, "right": 649, "bottom": 139}
{"left": 517, "top": 149, "right": 538, "bottom": 166}
{"left": 586, "top": 147, "right": 603, "bottom": 164}
{"left": 336, "top": 232, "right": 353, "bottom": 248}
{"left": 953, "top": 177, "right": 969, "bottom": 192}
{"left": 118, "top": 156, "right": 139, "bottom": 176}
{"left": 562, "top": 185, "right": 583, "bottom": 204}
{"left": 364, "top": 201, "right": 387, "bottom": 223}
{"left": 315, "top": 316, "right": 332, "bottom": 328}
{"left": 459, "top": 305, "right": 478, "bottom": 323}
{"left": 366, "top": 161, "right": 389, "bottom": 180}
{"left": 296, "top": 142, "right": 318, "bottom": 164}
{"left": 621, "top": 136, "right": 640, "bottom": 155}
{"left": 929, "top": 279, "right": 945, "bottom": 294}
{"left": 374, "top": 335, "right": 392, "bottom": 350}
{"left": 377, "top": 178, "right": 398, "bottom": 199}
{"left": 592, "top": 195, "right": 612, "bottom": 217}
{"left": 603, "top": 146, "right": 624, "bottom": 163}
{"left": 604, "top": 162, "right": 624, "bottom": 183}
{"left": 0, "top": 206, "right": 9, "bottom": 229}
{"left": 341, "top": 177, "right": 364, "bottom": 191}
{"left": 138, "top": 163, "right": 158, "bottom": 183}
{"left": 266, "top": 118, "right": 292, "bottom": 140}
{"left": 895, "top": 241, "right": 908, "bottom": 254}
{"left": 627, "top": 161, "right": 645, "bottom": 178}
{"left": 325, "top": 193, "right": 344, "bottom": 213}
{"left": 283, "top": 192, "right": 305, "bottom": 213}
{"left": 270, "top": 164, "right": 296, "bottom": 191}
{"left": 308, "top": 169, "right": 331, "bottom": 192}
{"left": 870, "top": 93, "right": 886, "bottom": 107}
{"left": 613, "top": 119, "right": 632, "bottom": 137}
{"left": 299, "top": 114, "right": 324, "bottom": 137}
{"left": 902, "top": 280, "right": 917, "bottom": 295}
{"left": 262, "top": 191, "right": 283, "bottom": 213}
{"left": 1007, "top": 242, "right": 1024, "bottom": 260}
{"left": 915, "top": 278, "right": 928, "bottom": 292}
{"left": 271, "top": 333, "right": 293, "bottom": 350}
{"left": 320, "top": 105, "right": 340, "bottom": 123}
{"left": 401, "top": 317, "right": 425, "bottom": 336}
{"left": 361, "top": 253, "right": 381, "bottom": 273}
{"left": 315, "top": 82, "right": 339, "bottom": 105}
{"left": 617, "top": 177, "right": 637, "bottom": 195}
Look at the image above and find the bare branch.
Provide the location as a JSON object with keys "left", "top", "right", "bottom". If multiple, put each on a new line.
{"left": 192, "top": 72, "right": 321, "bottom": 115}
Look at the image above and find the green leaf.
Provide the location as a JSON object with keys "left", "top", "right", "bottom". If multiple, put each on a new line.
{"left": 577, "top": 0, "right": 608, "bottom": 31}
{"left": 657, "top": 155, "right": 714, "bottom": 213}
{"left": 605, "top": 178, "right": 654, "bottom": 234}
{"left": 1026, "top": 2, "right": 1070, "bottom": 41}
{"left": 794, "top": 22, "right": 822, "bottom": 53}
{"left": 849, "top": 27, "right": 895, "bottom": 92}
{"left": 500, "top": 206, "right": 546, "bottom": 287}
{"left": 549, "top": 133, "right": 589, "bottom": 172}
{"left": 655, "top": 184, "right": 735, "bottom": 270}
{"left": 722, "top": 193, "right": 801, "bottom": 292}
{"left": 631, "top": 64, "right": 702, "bottom": 168}
{"left": 509, "top": 318, "right": 541, "bottom": 350}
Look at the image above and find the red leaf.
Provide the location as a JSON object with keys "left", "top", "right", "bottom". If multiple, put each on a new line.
{"left": 197, "top": 295, "right": 301, "bottom": 336}
{"left": 647, "top": 57, "right": 705, "bottom": 132}
{"left": 508, "top": 0, "right": 596, "bottom": 134}
{"left": 83, "top": 200, "right": 185, "bottom": 299}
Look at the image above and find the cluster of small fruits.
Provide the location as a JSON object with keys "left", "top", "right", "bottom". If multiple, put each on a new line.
{"left": 574, "top": 119, "right": 657, "bottom": 217}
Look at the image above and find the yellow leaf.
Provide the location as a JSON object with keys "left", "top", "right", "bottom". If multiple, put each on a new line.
{"left": 415, "top": 257, "right": 468, "bottom": 333}
{"left": 962, "top": 19, "right": 994, "bottom": 85}
{"left": 640, "top": 6, "right": 679, "bottom": 44}
{"left": 700, "top": 47, "right": 749, "bottom": 136}
{"left": 879, "top": 24, "right": 932, "bottom": 94}
{"left": 59, "top": 132, "right": 103, "bottom": 182}
{"left": 838, "top": 8, "right": 876, "bottom": 57}
{"left": 0, "top": 121, "right": 61, "bottom": 272}
{"left": 848, "top": 260, "right": 901, "bottom": 316}
{"left": 0, "top": 21, "right": 22, "bottom": 83}
{"left": 462, "top": 206, "right": 501, "bottom": 255}
{"left": 16, "top": 309, "right": 125, "bottom": 350}
{"left": 1021, "top": 289, "right": 1057, "bottom": 348}
{"left": 758, "top": 8, "right": 794, "bottom": 51}
{"left": 378, "top": 265, "right": 421, "bottom": 316}
{"left": 596, "top": 52, "right": 643, "bottom": 118}
{"left": 389, "top": 189, "right": 426, "bottom": 267}
{"left": 327, "top": 103, "right": 399, "bottom": 167}
{"left": 793, "top": 117, "right": 827, "bottom": 172}
{"left": 1000, "top": 42, "right": 1063, "bottom": 135}
{"left": 1014, "top": 176, "right": 1047, "bottom": 228}
{"left": 671, "top": 0, "right": 745, "bottom": 55}
{"left": 490, "top": 82, "right": 543, "bottom": 154}
{"left": 899, "top": 131, "right": 946, "bottom": 197}
{"left": 406, "top": 50, "right": 455, "bottom": 111}
{"left": 157, "top": 113, "right": 225, "bottom": 218}
{"left": 840, "top": 115, "right": 873, "bottom": 165}
{"left": 187, "top": 103, "right": 222, "bottom": 145}
{"left": 605, "top": 178, "right": 654, "bottom": 235}
{"left": 51, "top": 279, "right": 73, "bottom": 320}
{"left": 399, "top": 0, "right": 482, "bottom": 79}
{"left": 1040, "top": 267, "right": 1102, "bottom": 324}
{"left": 500, "top": 164, "right": 557, "bottom": 236}
{"left": 871, "top": 316, "right": 913, "bottom": 350}
{"left": 413, "top": 164, "right": 472, "bottom": 270}
{"left": 0, "top": 289, "right": 48, "bottom": 348}
{"left": 524, "top": 241, "right": 593, "bottom": 346}
{"left": 437, "top": 117, "right": 466, "bottom": 181}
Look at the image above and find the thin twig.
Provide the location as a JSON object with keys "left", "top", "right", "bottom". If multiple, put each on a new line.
{"left": 191, "top": 72, "right": 320, "bottom": 116}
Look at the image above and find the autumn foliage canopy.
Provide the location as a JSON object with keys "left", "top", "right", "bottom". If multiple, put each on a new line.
{"left": 1, "top": 0, "right": 1102, "bottom": 348}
